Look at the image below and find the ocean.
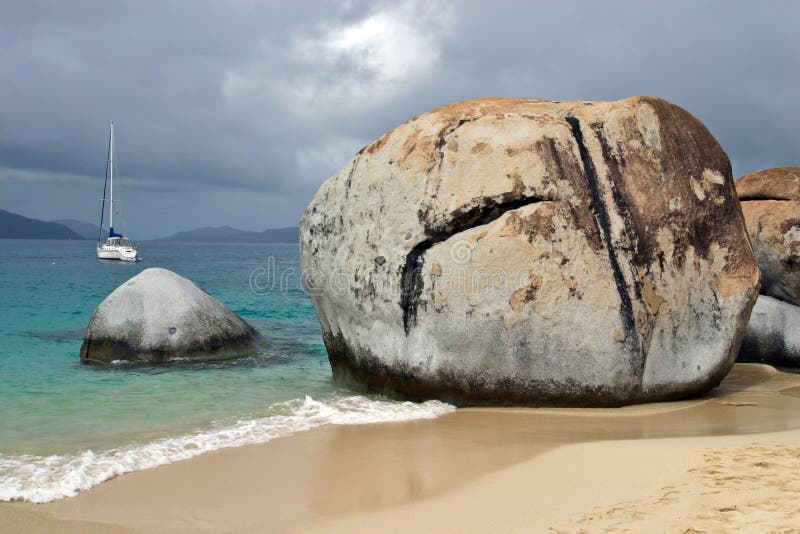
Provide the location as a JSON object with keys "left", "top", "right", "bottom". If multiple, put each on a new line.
{"left": 0, "top": 239, "right": 453, "bottom": 502}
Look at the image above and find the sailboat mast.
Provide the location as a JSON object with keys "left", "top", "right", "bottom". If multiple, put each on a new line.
{"left": 109, "top": 121, "right": 114, "bottom": 230}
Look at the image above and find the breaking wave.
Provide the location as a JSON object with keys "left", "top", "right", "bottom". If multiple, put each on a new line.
{"left": 0, "top": 395, "right": 454, "bottom": 503}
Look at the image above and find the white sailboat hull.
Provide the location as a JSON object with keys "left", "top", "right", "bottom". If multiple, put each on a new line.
{"left": 97, "top": 242, "right": 139, "bottom": 262}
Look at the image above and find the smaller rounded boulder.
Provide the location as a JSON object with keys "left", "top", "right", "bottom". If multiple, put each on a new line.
{"left": 80, "top": 268, "right": 263, "bottom": 364}
{"left": 736, "top": 167, "right": 800, "bottom": 306}
{"left": 739, "top": 295, "right": 800, "bottom": 367}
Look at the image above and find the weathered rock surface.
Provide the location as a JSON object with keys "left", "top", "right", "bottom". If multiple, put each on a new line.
{"left": 81, "top": 268, "right": 263, "bottom": 364}
{"left": 300, "top": 96, "right": 760, "bottom": 406}
{"left": 736, "top": 167, "right": 800, "bottom": 306}
{"left": 739, "top": 296, "right": 800, "bottom": 367}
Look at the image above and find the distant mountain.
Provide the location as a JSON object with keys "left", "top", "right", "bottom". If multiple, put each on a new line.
{"left": 52, "top": 219, "right": 101, "bottom": 240}
{"left": 0, "top": 209, "right": 84, "bottom": 240}
{"left": 156, "top": 225, "right": 298, "bottom": 243}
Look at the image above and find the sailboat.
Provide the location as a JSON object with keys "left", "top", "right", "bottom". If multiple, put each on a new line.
{"left": 96, "top": 122, "right": 140, "bottom": 262}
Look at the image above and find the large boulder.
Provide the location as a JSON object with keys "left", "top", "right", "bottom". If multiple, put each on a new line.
{"left": 739, "top": 295, "right": 800, "bottom": 367}
{"left": 81, "top": 268, "right": 263, "bottom": 364}
{"left": 736, "top": 167, "right": 800, "bottom": 306}
{"left": 300, "top": 97, "right": 760, "bottom": 406}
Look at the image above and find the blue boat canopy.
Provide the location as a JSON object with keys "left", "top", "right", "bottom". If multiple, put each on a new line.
{"left": 109, "top": 227, "right": 124, "bottom": 238}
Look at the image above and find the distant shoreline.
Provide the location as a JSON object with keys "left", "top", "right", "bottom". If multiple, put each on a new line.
{"left": 0, "top": 209, "right": 298, "bottom": 242}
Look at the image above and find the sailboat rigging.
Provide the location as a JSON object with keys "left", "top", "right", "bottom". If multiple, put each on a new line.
{"left": 96, "top": 121, "right": 140, "bottom": 261}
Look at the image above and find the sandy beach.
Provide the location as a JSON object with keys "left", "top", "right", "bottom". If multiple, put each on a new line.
{"left": 3, "top": 363, "right": 800, "bottom": 533}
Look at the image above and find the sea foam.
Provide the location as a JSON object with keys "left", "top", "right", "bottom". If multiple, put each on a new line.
{"left": 0, "top": 395, "right": 454, "bottom": 503}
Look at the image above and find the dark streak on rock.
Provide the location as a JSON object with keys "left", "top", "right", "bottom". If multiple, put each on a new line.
{"left": 739, "top": 193, "right": 795, "bottom": 201}
{"left": 344, "top": 155, "right": 360, "bottom": 199}
{"left": 589, "top": 122, "right": 641, "bottom": 275}
{"left": 535, "top": 136, "right": 604, "bottom": 252}
{"left": 589, "top": 121, "right": 652, "bottom": 371}
{"left": 565, "top": 116, "right": 637, "bottom": 343}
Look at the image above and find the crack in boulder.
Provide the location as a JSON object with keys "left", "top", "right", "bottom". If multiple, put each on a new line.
{"left": 401, "top": 194, "right": 546, "bottom": 334}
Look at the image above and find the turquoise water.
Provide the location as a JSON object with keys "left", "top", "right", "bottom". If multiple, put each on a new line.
{"left": 0, "top": 239, "right": 453, "bottom": 501}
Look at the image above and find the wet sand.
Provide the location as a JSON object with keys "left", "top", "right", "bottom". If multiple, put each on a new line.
{"left": 4, "top": 363, "right": 800, "bottom": 532}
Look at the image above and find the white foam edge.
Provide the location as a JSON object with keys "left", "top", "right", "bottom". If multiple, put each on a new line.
{"left": 0, "top": 395, "right": 454, "bottom": 503}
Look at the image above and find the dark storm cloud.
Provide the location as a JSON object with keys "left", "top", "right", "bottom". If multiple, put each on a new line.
{"left": 1, "top": 0, "right": 798, "bottom": 237}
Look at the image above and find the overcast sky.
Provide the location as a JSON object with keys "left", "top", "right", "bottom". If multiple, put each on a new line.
{"left": 1, "top": 1, "right": 798, "bottom": 238}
